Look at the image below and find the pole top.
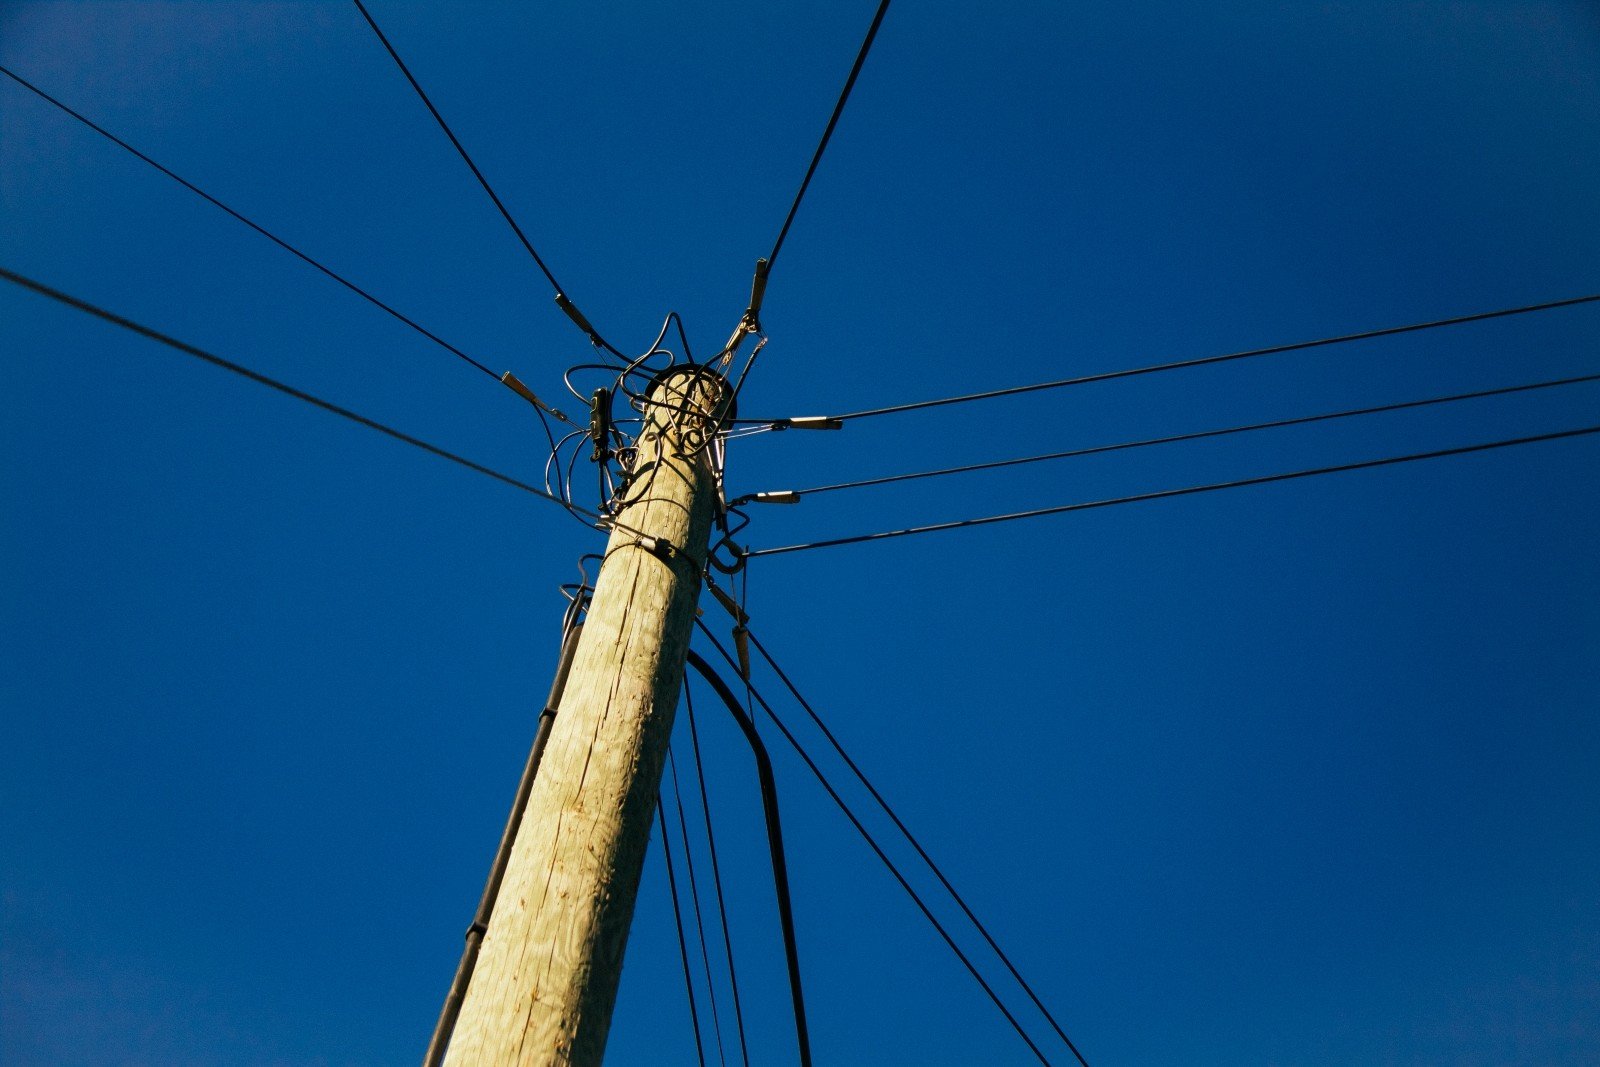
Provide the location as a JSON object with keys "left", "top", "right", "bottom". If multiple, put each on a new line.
{"left": 641, "top": 363, "right": 737, "bottom": 430}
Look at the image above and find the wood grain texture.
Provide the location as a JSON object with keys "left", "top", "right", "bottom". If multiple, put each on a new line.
{"left": 443, "top": 369, "right": 725, "bottom": 1066}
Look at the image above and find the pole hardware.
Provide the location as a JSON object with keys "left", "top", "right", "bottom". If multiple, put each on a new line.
{"left": 729, "top": 490, "right": 801, "bottom": 506}
{"left": 500, "top": 370, "right": 573, "bottom": 425}
{"left": 775, "top": 416, "right": 843, "bottom": 431}
{"left": 589, "top": 387, "right": 613, "bottom": 462}
{"left": 555, "top": 292, "right": 602, "bottom": 347}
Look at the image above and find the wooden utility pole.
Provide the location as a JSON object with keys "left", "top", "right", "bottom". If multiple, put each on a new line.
{"left": 442, "top": 367, "right": 727, "bottom": 1066}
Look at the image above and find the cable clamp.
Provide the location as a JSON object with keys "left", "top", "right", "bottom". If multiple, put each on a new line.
{"left": 635, "top": 535, "right": 677, "bottom": 562}
{"left": 775, "top": 416, "right": 843, "bottom": 431}
{"left": 499, "top": 370, "right": 572, "bottom": 424}
{"left": 733, "top": 625, "right": 751, "bottom": 680}
{"left": 743, "top": 257, "right": 770, "bottom": 332}
{"left": 729, "top": 490, "right": 800, "bottom": 507}
{"left": 704, "top": 576, "right": 750, "bottom": 626}
{"left": 555, "top": 292, "right": 603, "bottom": 348}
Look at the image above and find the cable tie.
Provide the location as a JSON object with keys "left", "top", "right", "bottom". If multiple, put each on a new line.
{"left": 499, "top": 371, "right": 572, "bottom": 424}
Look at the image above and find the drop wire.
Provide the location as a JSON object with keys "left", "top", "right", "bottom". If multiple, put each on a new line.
{"left": 791, "top": 372, "right": 1600, "bottom": 498}
{"left": 351, "top": 0, "right": 618, "bottom": 354}
{"left": 748, "top": 424, "right": 1600, "bottom": 557}
{"left": 659, "top": 802, "right": 710, "bottom": 1067}
{"left": 694, "top": 621, "right": 1059, "bottom": 1066}
{"left": 831, "top": 292, "right": 1600, "bottom": 422}
{"left": 743, "top": 626, "right": 1093, "bottom": 1067}
{"left": 0, "top": 63, "right": 502, "bottom": 382}
{"left": 1, "top": 265, "right": 595, "bottom": 521}
{"left": 766, "top": 0, "right": 893, "bottom": 273}
{"left": 668, "top": 748, "right": 729, "bottom": 1067}
{"left": 684, "top": 682, "right": 752, "bottom": 1067}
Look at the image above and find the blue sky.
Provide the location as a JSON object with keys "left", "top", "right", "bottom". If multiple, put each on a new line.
{"left": 3, "top": 2, "right": 1598, "bottom": 1064}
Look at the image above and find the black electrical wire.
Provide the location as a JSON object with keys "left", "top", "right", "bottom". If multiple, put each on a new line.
{"left": 659, "top": 802, "right": 711, "bottom": 1067}
{"left": 831, "top": 292, "right": 1600, "bottom": 422}
{"left": 667, "top": 748, "right": 730, "bottom": 1067}
{"left": 0, "top": 63, "right": 505, "bottom": 384}
{"left": 742, "top": 627, "right": 1094, "bottom": 1067}
{"left": 683, "top": 682, "right": 753, "bottom": 1067}
{"left": 351, "top": 0, "right": 620, "bottom": 355}
{"left": 747, "top": 424, "right": 1600, "bottom": 558}
{"left": 789, "top": 371, "right": 1600, "bottom": 498}
{"left": 765, "top": 0, "right": 893, "bottom": 273}
{"left": 1, "top": 265, "right": 597, "bottom": 521}
{"left": 683, "top": 651, "right": 812, "bottom": 1067}
{"left": 693, "top": 623, "right": 1057, "bottom": 1067}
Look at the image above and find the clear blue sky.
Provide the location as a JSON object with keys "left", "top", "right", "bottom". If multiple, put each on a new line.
{"left": 3, "top": 2, "right": 1598, "bottom": 1064}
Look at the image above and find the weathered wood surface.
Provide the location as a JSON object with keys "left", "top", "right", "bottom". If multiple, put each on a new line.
{"left": 444, "top": 369, "right": 724, "bottom": 1066}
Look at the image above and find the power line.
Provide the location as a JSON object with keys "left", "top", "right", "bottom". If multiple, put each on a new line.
{"left": 683, "top": 681, "right": 752, "bottom": 1067}
{"left": 351, "top": 0, "right": 617, "bottom": 355}
{"left": 659, "top": 802, "right": 710, "bottom": 1067}
{"left": 694, "top": 622, "right": 1059, "bottom": 1067}
{"left": 0, "top": 63, "right": 503, "bottom": 385}
{"left": 684, "top": 651, "right": 813, "bottom": 1067}
{"left": 830, "top": 292, "right": 1600, "bottom": 422}
{"left": 765, "top": 0, "right": 894, "bottom": 274}
{"left": 785, "top": 371, "right": 1600, "bottom": 498}
{"left": 667, "top": 748, "right": 730, "bottom": 1067}
{"left": 747, "top": 424, "right": 1600, "bottom": 557}
{"left": 743, "top": 627, "right": 1094, "bottom": 1067}
{"left": 1, "top": 265, "right": 596, "bottom": 521}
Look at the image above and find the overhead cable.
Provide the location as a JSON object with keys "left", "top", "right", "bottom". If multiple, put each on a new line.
{"left": 684, "top": 651, "right": 813, "bottom": 1067}
{"left": 694, "top": 622, "right": 1058, "bottom": 1067}
{"left": 831, "top": 292, "right": 1600, "bottom": 422}
{"left": 743, "top": 626, "right": 1094, "bottom": 1067}
{"left": 0, "top": 63, "right": 508, "bottom": 385}
{"left": 765, "top": 0, "right": 894, "bottom": 274}
{"left": 659, "top": 801, "right": 711, "bottom": 1067}
{"left": 667, "top": 748, "right": 731, "bottom": 1067}
{"left": 747, "top": 424, "right": 1600, "bottom": 557}
{"left": 351, "top": 0, "right": 618, "bottom": 354}
{"left": 683, "top": 682, "right": 753, "bottom": 1067}
{"left": 1, "top": 265, "right": 597, "bottom": 521}
{"left": 786, "top": 371, "right": 1600, "bottom": 498}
